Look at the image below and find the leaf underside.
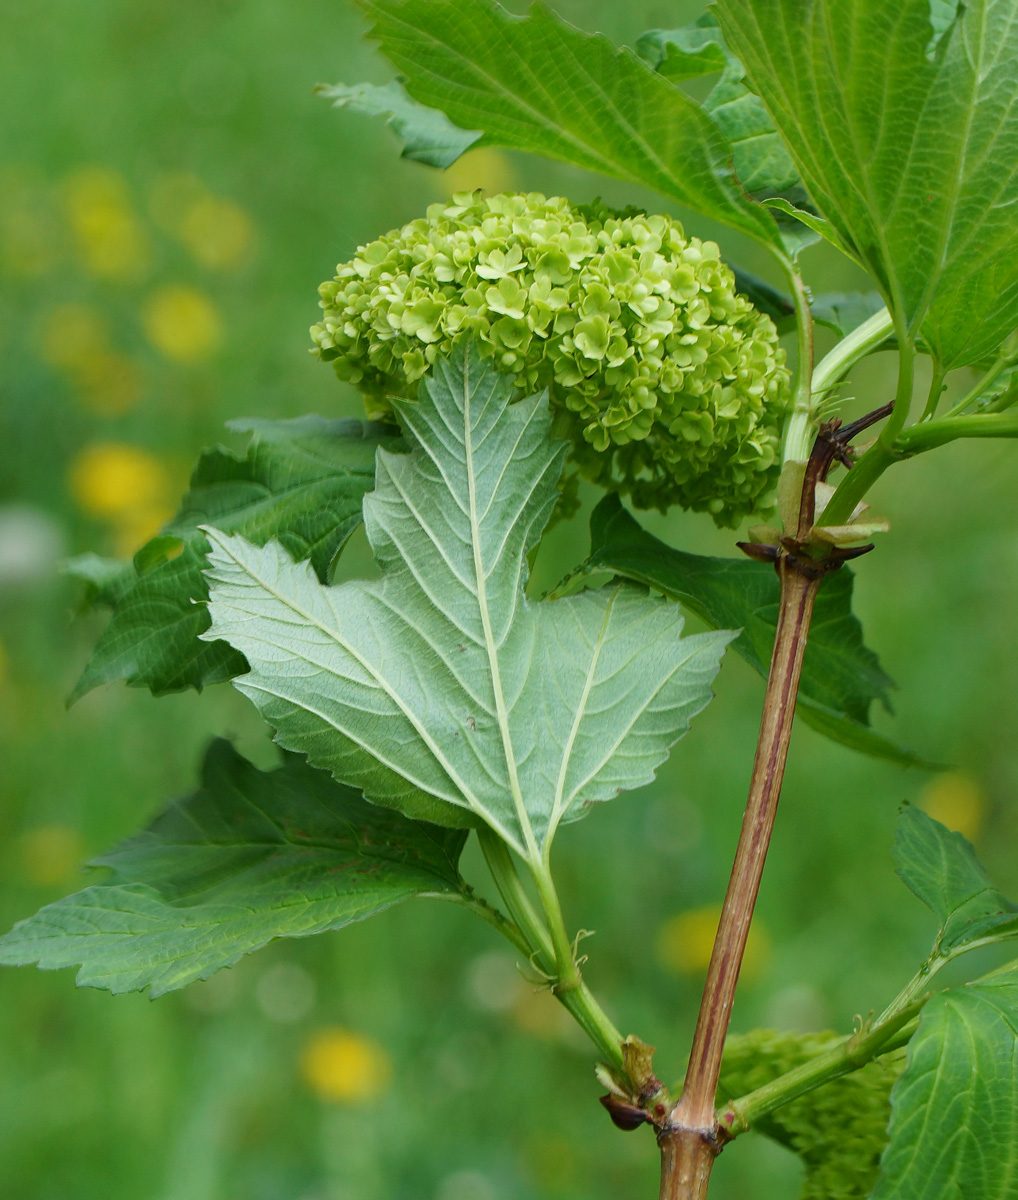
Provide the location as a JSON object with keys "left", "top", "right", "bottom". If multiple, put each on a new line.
{"left": 356, "top": 0, "right": 781, "bottom": 246}
{"left": 873, "top": 972, "right": 1018, "bottom": 1199}
{"left": 716, "top": 0, "right": 1018, "bottom": 368}
{"left": 582, "top": 495, "right": 929, "bottom": 768}
{"left": 0, "top": 740, "right": 466, "bottom": 996}
{"left": 203, "top": 344, "right": 734, "bottom": 860}
{"left": 71, "top": 417, "right": 397, "bottom": 700}
{"left": 893, "top": 804, "right": 1018, "bottom": 954}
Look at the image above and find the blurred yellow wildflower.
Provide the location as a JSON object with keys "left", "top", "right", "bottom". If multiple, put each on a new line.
{"left": 68, "top": 442, "right": 168, "bottom": 519}
{"left": 920, "top": 772, "right": 986, "bottom": 841}
{"left": 19, "top": 825, "right": 85, "bottom": 887}
{"left": 149, "top": 172, "right": 255, "bottom": 270}
{"left": 143, "top": 284, "right": 222, "bottom": 362}
{"left": 443, "top": 148, "right": 516, "bottom": 196}
{"left": 300, "top": 1027, "right": 392, "bottom": 1103}
{"left": 511, "top": 984, "right": 575, "bottom": 1040}
{"left": 110, "top": 506, "right": 174, "bottom": 557}
{"left": 179, "top": 196, "right": 254, "bottom": 271}
{"left": 63, "top": 167, "right": 149, "bottom": 281}
{"left": 38, "top": 305, "right": 143, "bottom": 414}
{"left": 658, "top": 904, "right": 771, "bottom": 980}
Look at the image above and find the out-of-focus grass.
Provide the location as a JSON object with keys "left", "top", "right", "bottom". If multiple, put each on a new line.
{"left": 2, "top": 2, "right": 1018, "bottom": 1198}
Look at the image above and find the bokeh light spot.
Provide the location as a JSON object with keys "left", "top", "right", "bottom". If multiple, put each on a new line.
{"left": 68, "top": 442, "right": 168, "bottom": 518}
{"left": 180, "top": 196, "right": 254, "bottom": 271}
{"left": 657, "top": 904, "right": 771, "bottom": 980}
{"left": 38, "top": 304, "right": 144, "bottom": 414}
{"left": 143, "top": 284, "right": 222, "bottom": 362}
{"left": 300, "top": 1028, "right": 391, "bottom": 1103}
{"left": 256, "top": 962, "right": 316, "bottom": 1023}
{"left": 0, "top": 505, "right": 66, "bottom": 585}
{"left": 62, "top": 166, "right": 149, "bottom": 281}
{"left": 464, "top": 950, "right": 523, "bottom": 1013}
{"left": 442, "top": 148, "right": 516, "bottom": 196}
{"left": 510, "top": 985, "right": 575, "bottom": 1040}
{"left": 435, "top": 1170, "right": 496, "bottom": 1200}
{"left": 19, "top": 825, "right": 85, "bottom": 886}
{"left": 920, "top": 771, "right": 986, "bottom": 841}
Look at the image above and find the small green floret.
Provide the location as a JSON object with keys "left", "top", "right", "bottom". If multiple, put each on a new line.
{"left": 312, "top": 192, "right": 789, "bottom": 525}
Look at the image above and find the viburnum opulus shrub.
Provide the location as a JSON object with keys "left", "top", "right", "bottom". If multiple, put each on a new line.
{"left": 6, "top": 2, "right": 1018, "bottom": 1198}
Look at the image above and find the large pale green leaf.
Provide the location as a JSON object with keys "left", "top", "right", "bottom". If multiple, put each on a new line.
{"left": 872, "top": 972, "right": 1018, "bottom": 1198}
{"left": 314, "top": 79, "right": 480, "bottom": 167}
{"left": 579, "top": 495, "right": 928, "bottom": 768}
{"left": 894, "top": 804, "right": 1018, "bottom": 955}
{"left": 357, "top": 0, "right": 780, "bottom": 246}
{"left": 71, "top": 417, "right": 396, "bottom": 700}
{"left": 0, "top": 740, "right": 466, "bottom": 996}
{"left": 716, "top": 0, "right": 1018, "bottom": 368}
{"left": 202, "top": 345, "right": 733, "bottom": 861}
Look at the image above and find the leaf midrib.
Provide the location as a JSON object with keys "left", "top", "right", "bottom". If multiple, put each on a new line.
{"left": 461, "top": 355, "right": 539, "bottom": 862}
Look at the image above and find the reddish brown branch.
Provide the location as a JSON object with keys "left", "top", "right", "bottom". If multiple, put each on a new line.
{"left": 660, "top": 561, "right": 819, "bottom": 1200}
{"left": 657, "top": 402, "right": 895, "bottom": 1200}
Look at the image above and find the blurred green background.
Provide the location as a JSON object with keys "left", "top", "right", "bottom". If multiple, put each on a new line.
{"left": 2, "top": 1, "right": 1018, "bottom": 1197}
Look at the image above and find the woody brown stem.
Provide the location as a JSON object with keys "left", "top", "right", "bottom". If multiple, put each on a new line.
{"left": 653, "top": 404, "right": 895, "bottom": 1198}
{"left": 658, "top": 1124, "right": 719, "bottom": 1200}
{"left": 660, "top": 559, "right": 820, "bottom": 1200}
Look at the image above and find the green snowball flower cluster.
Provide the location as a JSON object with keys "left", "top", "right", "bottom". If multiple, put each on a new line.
{"left": 719, "top": 1030, "right": 903, "bottom": 1200}
{"left": 311, "top": 191, "right": 789, "bottom": 526}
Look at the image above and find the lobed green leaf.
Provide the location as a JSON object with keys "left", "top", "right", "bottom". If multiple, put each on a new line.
{"left": 873, "top": 972, "right": 1018, "bottom": 1198}
{"left": 580, "top": 495, "right": 928, "bottom": 767}
{"left": 314, "top": 79, "right": 480, "bottom": 167}
{"left": 716, "top": 0, "right": 1018, "bottom": 369}
{"left": 894, "top": 804, "right": 1018, "bottom": 955}
{"left": 0, "top": 740, "right": 466, "bottom": 996}
{"left": 203, "top": 345, "right": 734, "bottom": 860}
{"left": 356, "top": 0, "right": 781, "bottom": 246}
{"left": 71, "top": 417, "right": 397, "bottom": 700}
{"left": 64, "top": 553, "right": 135, "bottom": 609}
{"left": 637, "top": 17, "right": 800, "bottom": 199}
